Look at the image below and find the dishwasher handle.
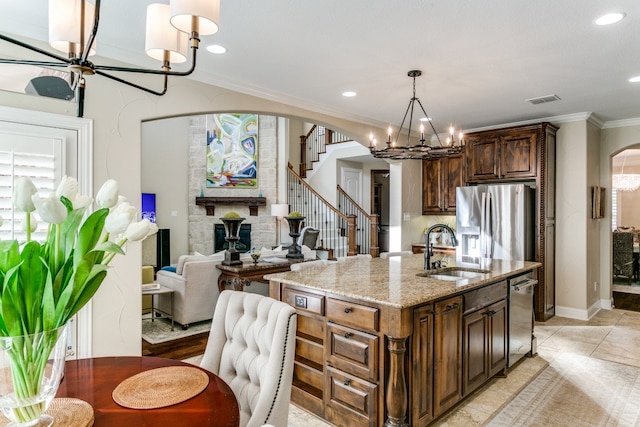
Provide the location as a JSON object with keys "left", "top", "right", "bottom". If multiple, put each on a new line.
{"left": 513, "top": 279, "right": 537, "bottom": 292}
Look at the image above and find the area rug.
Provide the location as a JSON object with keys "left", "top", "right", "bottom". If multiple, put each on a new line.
{"left": 485, "top": 353, "right": 640, "bottom": 426}
{"left": 142, "top": 317, "right": 211, "bottom": 345}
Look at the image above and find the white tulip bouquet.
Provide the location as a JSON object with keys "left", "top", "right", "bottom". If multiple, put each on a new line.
{"left": 0, "top": 176, "right": 156, "bottom": 423}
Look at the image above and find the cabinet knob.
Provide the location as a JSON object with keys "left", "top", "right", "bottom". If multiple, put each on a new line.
{"left": 344, "top": 307, "right": 352, "bottom": 313}
{"left": 343, "top": 379, "right": 351, "bottom": 386}
{"left": 344, "top": 332, "right": 353, "bottom": 339}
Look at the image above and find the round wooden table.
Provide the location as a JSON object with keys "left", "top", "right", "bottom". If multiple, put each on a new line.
{"left": 57, "top": 356, "right": 240, "bottom": 426}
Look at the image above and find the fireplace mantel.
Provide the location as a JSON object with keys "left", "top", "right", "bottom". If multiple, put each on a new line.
{"left": 195, "top": 197, "right": 267, "bottom": 216}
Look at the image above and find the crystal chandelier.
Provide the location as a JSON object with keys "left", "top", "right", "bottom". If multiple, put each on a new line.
{"left": 613, "top": 156, "right": 640, "bottom": 192}
{"left": 0, "top": 0, "right": 219, "bottom": 117}
{"left": 369, "top": 70, "right": 464, "bottom": 160}
{"left": 613, "top": 174, "right": 640, "bottom": 192}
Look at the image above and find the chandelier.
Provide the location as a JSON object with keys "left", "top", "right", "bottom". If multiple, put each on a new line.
{"left": 613, "top": 156, "right": 640, "bottom": 192}
{"left": 613, "top": 174, "right": 640, "bottom": 192}
{"left": 0, "top": 0, "right": 219, "bottom": 117}
{"left": 369, "top": 70, "right": 464, "bottom": 160}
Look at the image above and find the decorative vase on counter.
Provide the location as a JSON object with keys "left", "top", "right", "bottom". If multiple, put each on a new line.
{"left": 286, "top": 214, "right": 305, "bottom": 259}
{"left": 0, "top": 324, "right": 68, "bottom": 427}
{"left": 221, "top": 217, "right": 245, "bottom": 266}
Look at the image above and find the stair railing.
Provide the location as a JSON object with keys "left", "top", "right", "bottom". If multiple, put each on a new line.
{"left": 337, "top": 185, "right": 380, "bottom": 257}
{"left": 286, "top": 163, "right": 357, "bottom": 258}
{"left": 299, "top": 125, "right": 352, "bottom": 177}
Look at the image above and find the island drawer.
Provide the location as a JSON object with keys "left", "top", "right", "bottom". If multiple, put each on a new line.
{"left": 325, "top": 366, "right": 378, "bottom": 427}
{"left": 463, "top": 280, "right": 507, "bottom": 313}
{"left": 284, "top": 288, "right": 325, "bottom": 316}
{"left": 327, "top": 322, "right": 379, "bottom": 382}
{"left": 326, "top": 298, "right": 379, "bottom": 332}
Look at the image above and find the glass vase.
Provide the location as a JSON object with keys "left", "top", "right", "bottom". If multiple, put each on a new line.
{"left": 0, "top": 325, "right": 68, "bottom": 427}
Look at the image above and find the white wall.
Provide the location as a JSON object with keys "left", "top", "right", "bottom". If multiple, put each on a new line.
{"left": 141, "top": 117, "right": 190, "bottom": 263}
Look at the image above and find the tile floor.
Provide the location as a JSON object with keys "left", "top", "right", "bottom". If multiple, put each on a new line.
{"left": 287, "top": 308, "right": 640, "bottom": 426}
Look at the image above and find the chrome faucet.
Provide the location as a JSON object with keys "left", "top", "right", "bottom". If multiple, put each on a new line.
{"left": 424, "top": 224, "right": 458, "bottom": 270}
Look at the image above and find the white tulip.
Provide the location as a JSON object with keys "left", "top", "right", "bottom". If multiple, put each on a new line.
{"left": 104, "top": 202, "right": 136, "bottom": 235}
{"left": 14, "top": 177, "right": 37, "bottom": 213}
{"left": 55, "top": 175, "right": 78, "bottom": 201}
{"left": 32, "top": 193, "right": 68, "bottom": 224}
{"left": 95, "top": 179, "right": 119, "bottom": 209}
{"left": 124, "top": 219, "right": 152, "bottom": 242}
{"left": 22, "top": 213, "right": 37, "bottom": 233}
{"left": 72, "top": 194, "right": 93, "bottom": 210}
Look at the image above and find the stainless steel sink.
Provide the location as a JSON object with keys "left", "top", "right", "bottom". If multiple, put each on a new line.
{"left": 416, "top": 267, "right": 490, "bottom": 284}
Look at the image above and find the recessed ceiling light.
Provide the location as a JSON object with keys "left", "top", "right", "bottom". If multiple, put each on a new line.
{"left": 419, "top": 117, "right": 432, "bottom": 122}
{"left": 206, "top": 44, "right": 227, "bottom": 54}
{"left": 342, "top": 91, "right": 356, "bottom": 97}
{"left": 629, "top": 76, "right": 640, "bottom": 83}
{"left": 594, "top": 12, "right": 626, "bottom": 26}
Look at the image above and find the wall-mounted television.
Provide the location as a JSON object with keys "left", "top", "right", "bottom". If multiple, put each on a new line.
{"left": 141, "top": 193, "right": 156, "bottom": 223}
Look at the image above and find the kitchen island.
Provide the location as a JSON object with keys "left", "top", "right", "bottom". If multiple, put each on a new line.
{"left": 266, "top": 254, "right": 540, "bottom": 427}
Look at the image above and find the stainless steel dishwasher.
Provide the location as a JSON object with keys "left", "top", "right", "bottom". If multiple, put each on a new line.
{"left": 508, "top": 272, "right": 538, "bottom": 367}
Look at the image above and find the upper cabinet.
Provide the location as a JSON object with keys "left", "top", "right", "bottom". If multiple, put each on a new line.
{"left": 422, "top": 153, "right": 464, "bottom": 215}
{"left": 466, "top": 126, "right": 538, "bottom": 182}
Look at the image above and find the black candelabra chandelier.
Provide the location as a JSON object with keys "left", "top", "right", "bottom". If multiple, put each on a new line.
{"left": 369, "top": 70, "right": 464, "bottom": 160}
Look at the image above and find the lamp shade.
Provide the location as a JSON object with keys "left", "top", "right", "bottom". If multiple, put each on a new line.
{"left": 271, "top": 204, "right": 289, "bottom": 217}
{"left": 145, "top": 4, "right": 188, "bottom": 63}
{"left": 48, "top": 0, "right": 97, "bottom": 56}
{"left": 170, "top": 0, "right": 220, "bottom": 36}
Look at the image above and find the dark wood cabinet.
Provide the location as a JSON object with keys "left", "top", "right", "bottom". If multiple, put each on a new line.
{"left": 465, "top": 122, "right": 557, "bottom": 321}
{"left": 463, "top": 298, "right": 507, "bottom": 395}
{"left": 433, "top": 296, "right": 463, "bottom": 416}
{"left": 412, "top": 305, "right": 434, "bottom": 426}
{"left": 466, "top": 129, "right": 536, "bottom": 182}
{"left": 422, "top": 154, "right": 464, "bottom": 215}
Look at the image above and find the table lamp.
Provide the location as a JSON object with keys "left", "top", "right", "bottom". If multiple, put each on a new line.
{"left": 271, "top": 203, "right": 289, "bottom": 246}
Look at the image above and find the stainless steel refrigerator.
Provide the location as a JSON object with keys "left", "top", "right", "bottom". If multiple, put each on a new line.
{"left": 455, "top": 184, "right": 535, "bottom": 263}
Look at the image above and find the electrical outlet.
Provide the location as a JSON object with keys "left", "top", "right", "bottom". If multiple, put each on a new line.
{"left": 594, "top": 281, "right": 598, "bottom": 292}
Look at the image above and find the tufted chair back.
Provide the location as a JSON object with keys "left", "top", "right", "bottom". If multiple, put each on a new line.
{"left": 200, "top": 290, "right": 297, "bottom": 427}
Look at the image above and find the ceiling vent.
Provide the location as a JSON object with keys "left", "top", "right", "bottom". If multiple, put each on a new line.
{"left": 526, "top": 94, "right": 561, "bottom": 105}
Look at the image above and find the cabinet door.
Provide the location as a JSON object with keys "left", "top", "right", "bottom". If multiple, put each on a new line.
{"left": 463, "top": 308, "right": 488, "bottom": 395}
{"left": 422, "top": 158, "right": 443, "bottom": 214}
{"left": 443, "top": 154, "right": 464, "bottom": 212}
{"left": 487, "top": 299, "right": 507, "bottom": 377}
{"left": 412, "top": 305, "right": 434, "bottom": 426}
{"left": 500, "top": 131, "right": 537, "bottom": 179}
{"left": 433, "top": 296, "right": 462, "bottom": 416}
{"left": 466, "top": 135, "right": 500, "bottom": 182}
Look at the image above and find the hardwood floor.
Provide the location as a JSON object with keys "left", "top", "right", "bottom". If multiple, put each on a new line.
{"left": 142, "top": 332, "right": 209, "bottom": 360}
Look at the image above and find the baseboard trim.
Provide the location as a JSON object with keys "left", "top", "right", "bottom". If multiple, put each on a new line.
{"left": 555, "top": 300, "right": 603, "bottom": 321}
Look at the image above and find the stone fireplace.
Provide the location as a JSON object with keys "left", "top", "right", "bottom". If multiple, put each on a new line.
{"left": 214, "top": 224, "right": 252, "bottom": 253}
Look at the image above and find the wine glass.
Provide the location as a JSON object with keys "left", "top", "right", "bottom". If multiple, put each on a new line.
{"left": 250, "top": 249, "right": 261, "bottom": 264}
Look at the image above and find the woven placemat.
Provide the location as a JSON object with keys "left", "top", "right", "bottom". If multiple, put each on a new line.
{"left": 112, "top": 366, "right": 209, "bottom": 409}
{"left": 0, "top": 398, "right": 94, "bottom": 427}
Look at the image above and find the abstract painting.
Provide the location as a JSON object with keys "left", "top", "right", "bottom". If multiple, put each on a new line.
{"left": 206, "top": 113, "right": 258, "bottom": 187}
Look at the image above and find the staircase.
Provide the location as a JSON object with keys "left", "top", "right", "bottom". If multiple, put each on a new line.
{"left": 299, "top": 125, "right": 352, "bottom": 178}
{"left": 286, "top": 164, "right": 380, "bottom": 258}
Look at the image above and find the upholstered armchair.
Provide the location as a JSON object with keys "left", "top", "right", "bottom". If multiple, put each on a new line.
{"left": 200, "top": 291, "right": 297, "bottom": 427}
{"left": 613, "top": 232, "right": 635, "bottom": 284}
{"left": 155, "top": 254, "right": 225, "bottom": 329}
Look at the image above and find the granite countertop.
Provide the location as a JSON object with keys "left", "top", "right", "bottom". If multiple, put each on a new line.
{"left": 265, "top": 254, "right": 541, "bottom": 309}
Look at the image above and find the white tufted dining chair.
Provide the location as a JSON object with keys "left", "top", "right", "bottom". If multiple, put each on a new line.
{"left": 200, "top": 290, "right": 297, "bottom": 427}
